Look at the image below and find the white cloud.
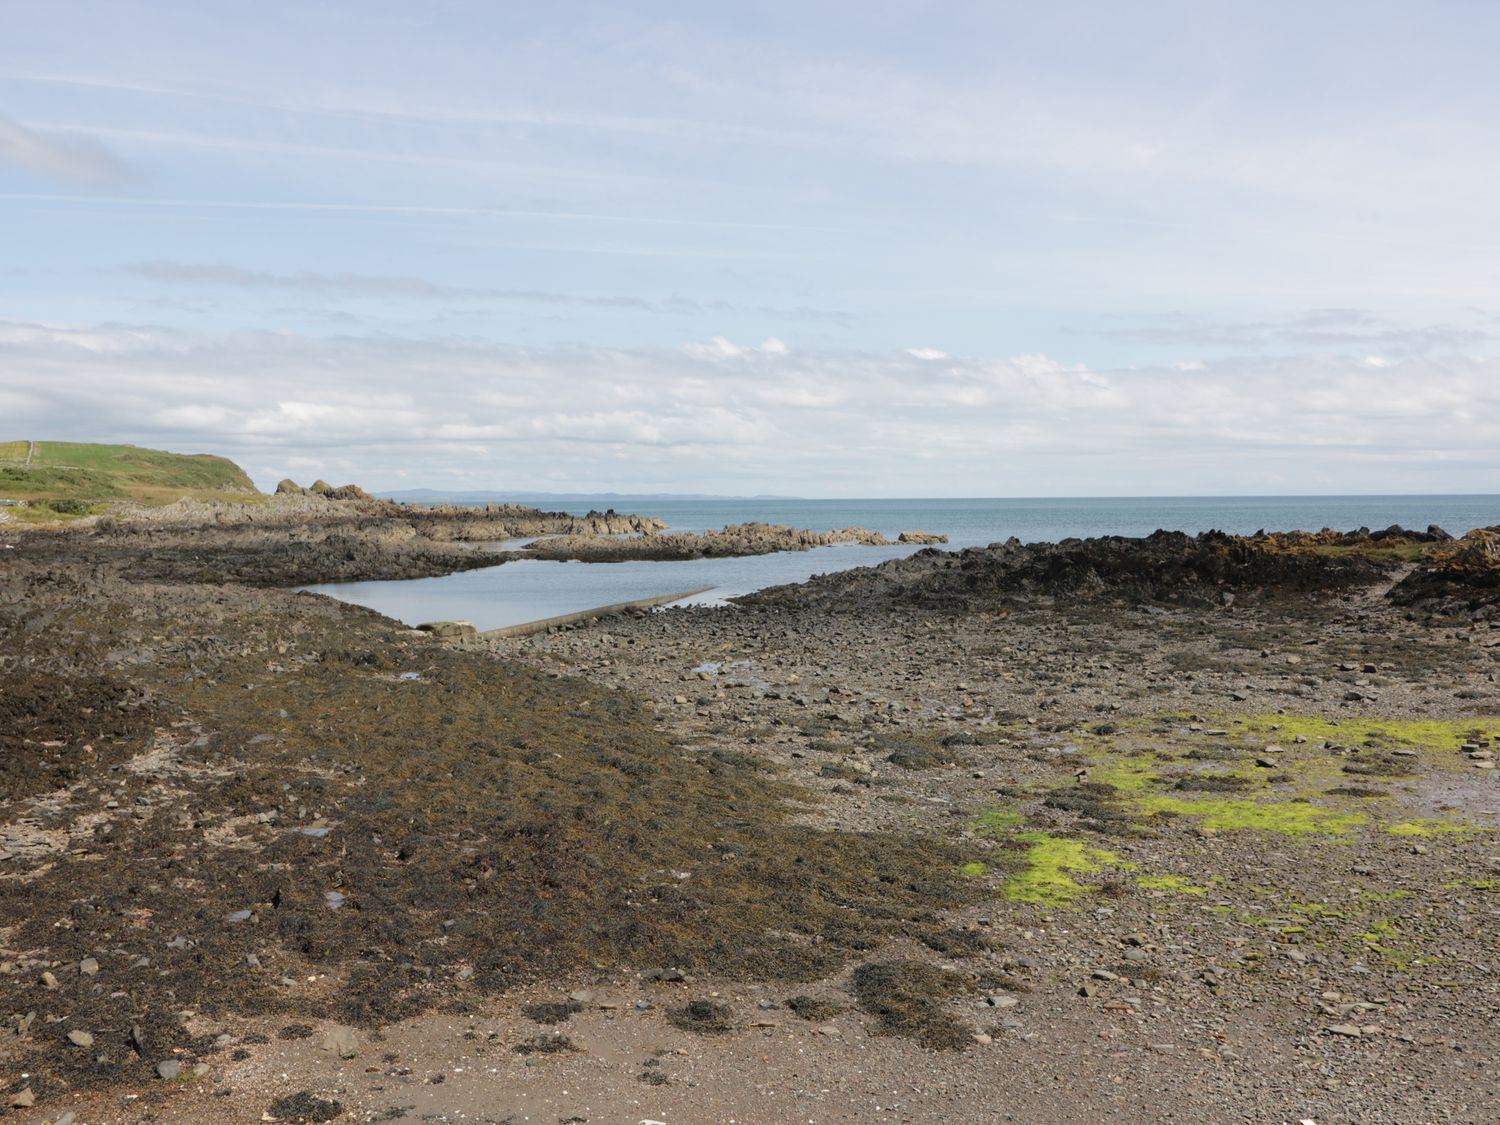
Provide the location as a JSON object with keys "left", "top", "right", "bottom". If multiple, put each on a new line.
{"left": 0, "top": 116, "right": 130, "bottom": 186}
{"left": 2, "top": 318, "right": 1497, "bottom": 497}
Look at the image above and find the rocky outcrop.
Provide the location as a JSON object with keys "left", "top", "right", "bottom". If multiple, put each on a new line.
{"left": 740, "top": 528, "right": 1417, "bottom": 613}
{"left": 525, "top": 522, "right": 905, "bottom": 562}
{"left": 898, "top": 530, "right": 948, "bottom": 545}
{"left": 277, "top": 479, "right": 373, "bottom": 501}
{"left": 412, "top": 506, "right": 665, "bottom": 542}
{"left": 1389, "top": 526, "right": 1500, "bottom": 619}
{"left": 76, "top": 502, "right": 667, "bottom": 586}
{"left": 417, "top": 620, "right": 479, "bottom": 639}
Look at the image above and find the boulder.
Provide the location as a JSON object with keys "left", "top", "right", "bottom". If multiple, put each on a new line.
{"left": 417, "top": 621, "right": 479, "bottom": 639}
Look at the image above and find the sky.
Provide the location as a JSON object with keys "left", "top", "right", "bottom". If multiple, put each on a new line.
{"left": 3, "top": 0, "right": 1499, "bottom": 497}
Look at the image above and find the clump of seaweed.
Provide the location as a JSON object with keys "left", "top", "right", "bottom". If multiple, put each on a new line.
{"left": 786, "top": 995, "right": 845, "bottom": 1021}
{"left": 522, "top": 1001, "right": 583, "bottom": 1025}
{"left": 850, "top": 961, "right": 972, "bottom": 1050}
{"left": 668, "top": 1000, "right": 735, "bottom": 1035}
{"left": 512, "top": 1034, "right": 580, "bottom": 1055}
{"left": 922, "top": 927, "right": 992, "bottom": 957}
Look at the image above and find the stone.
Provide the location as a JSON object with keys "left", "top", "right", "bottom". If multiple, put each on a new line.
{"left": 972, "top": 1032, "right": 993, "bottom": 1045}
{"left": 156, "top": 1058, "right": 181, "bottom": 1080}
{"left": 79, "top": 957, "right": 99, "bottom": 977}
{"left": 67, "top": 1029, "right": 94, "bottom": 1047}
{"left": 321, "top": 1024, "right": 359, "bottom": 1059}
{"left": 568, "top": 989, "right": 594, "bottom": 1003}
{"left": 416, "top": 621, "right": 478, "bottom": 640}
{"left": 1326, "top": 1023, "right": 1362, "bottom": 1037}
{"left": 40, "top": 970, "right": 58, "bottom": 989}
{"left": 813, "top": 1024, "right": 841, "bottom": 1037}
{"left": 5, "top": 1088, "right": 34, "bottom": 1108}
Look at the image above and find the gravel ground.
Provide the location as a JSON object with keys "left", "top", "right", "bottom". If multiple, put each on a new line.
{"left": 3, "top": 524, "right": 1499, "bottom": 1124}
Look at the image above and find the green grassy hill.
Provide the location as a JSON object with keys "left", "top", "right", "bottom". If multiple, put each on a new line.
{"left": 0, "top": 441, "right": 260, "bottom": 516}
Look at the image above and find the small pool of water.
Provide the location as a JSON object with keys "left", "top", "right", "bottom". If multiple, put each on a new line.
{"left": 301, "top": 541, "right": 927, "bottom": 632}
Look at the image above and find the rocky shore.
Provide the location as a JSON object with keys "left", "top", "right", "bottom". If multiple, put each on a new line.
{"left": 524, "top": 521, "right": 947, "bottom": 562}
{"left": 2, "top": 517, "right": 1499, "bottom": 1123}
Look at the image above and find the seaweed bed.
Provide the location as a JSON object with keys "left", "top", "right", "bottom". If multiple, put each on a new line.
{"left": 0, "top": 549, "right": 975, "bottom": 1099}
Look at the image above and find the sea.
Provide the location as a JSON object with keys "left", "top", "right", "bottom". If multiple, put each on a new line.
{"left": 302, "top": 495, "right": 1500, "bottom": 633}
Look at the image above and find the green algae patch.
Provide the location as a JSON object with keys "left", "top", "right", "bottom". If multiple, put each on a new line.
{"left": 958, "top": 861, "right": 992, "bottom": 877}
{"left": 1089, "top": 753, "right": 1165, "bottom": 793}
{"left": 1236, "top": 715, "right": 1486, "bottom": 755}
{"left": 1387, "top": 819, "right": 1481, "bottom": 838}
{"left": 1002, "top": 833, "right": 1125, "bottom": 906}
{"left": 975, "top": 808, "right": 1025, "bottom": 834}
{"left": 1136, "top": 793, "right": 1366, "bottom": 835}
{"left": 1137, "top": 874, "right": 1208, "bottom": 895}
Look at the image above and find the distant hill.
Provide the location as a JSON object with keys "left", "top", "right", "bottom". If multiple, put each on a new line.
{"left": 0, "top": 441, "right": 259, "bottom": 515}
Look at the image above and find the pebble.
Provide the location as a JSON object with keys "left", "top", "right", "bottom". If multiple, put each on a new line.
{"left": 1326, "top": 1023, "right": 1362, "bottom": 1037}
{"left": 67, "top": 1029, "right": 94, "bottom": 1047}
{"left": 814, "top": 1024, "right": 841, "bottom": 1037}
{"left": 40, "top": 971, "right": 58, "bottom": 989}
{"left": 972, "top": 1032, "right": 993, "bottom": 1045}
{"left": 79, "top": 957, "right": 99, "bottom": 977}
{"left": 157, "top": 1058, "right": 181, "bottom": 1080}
